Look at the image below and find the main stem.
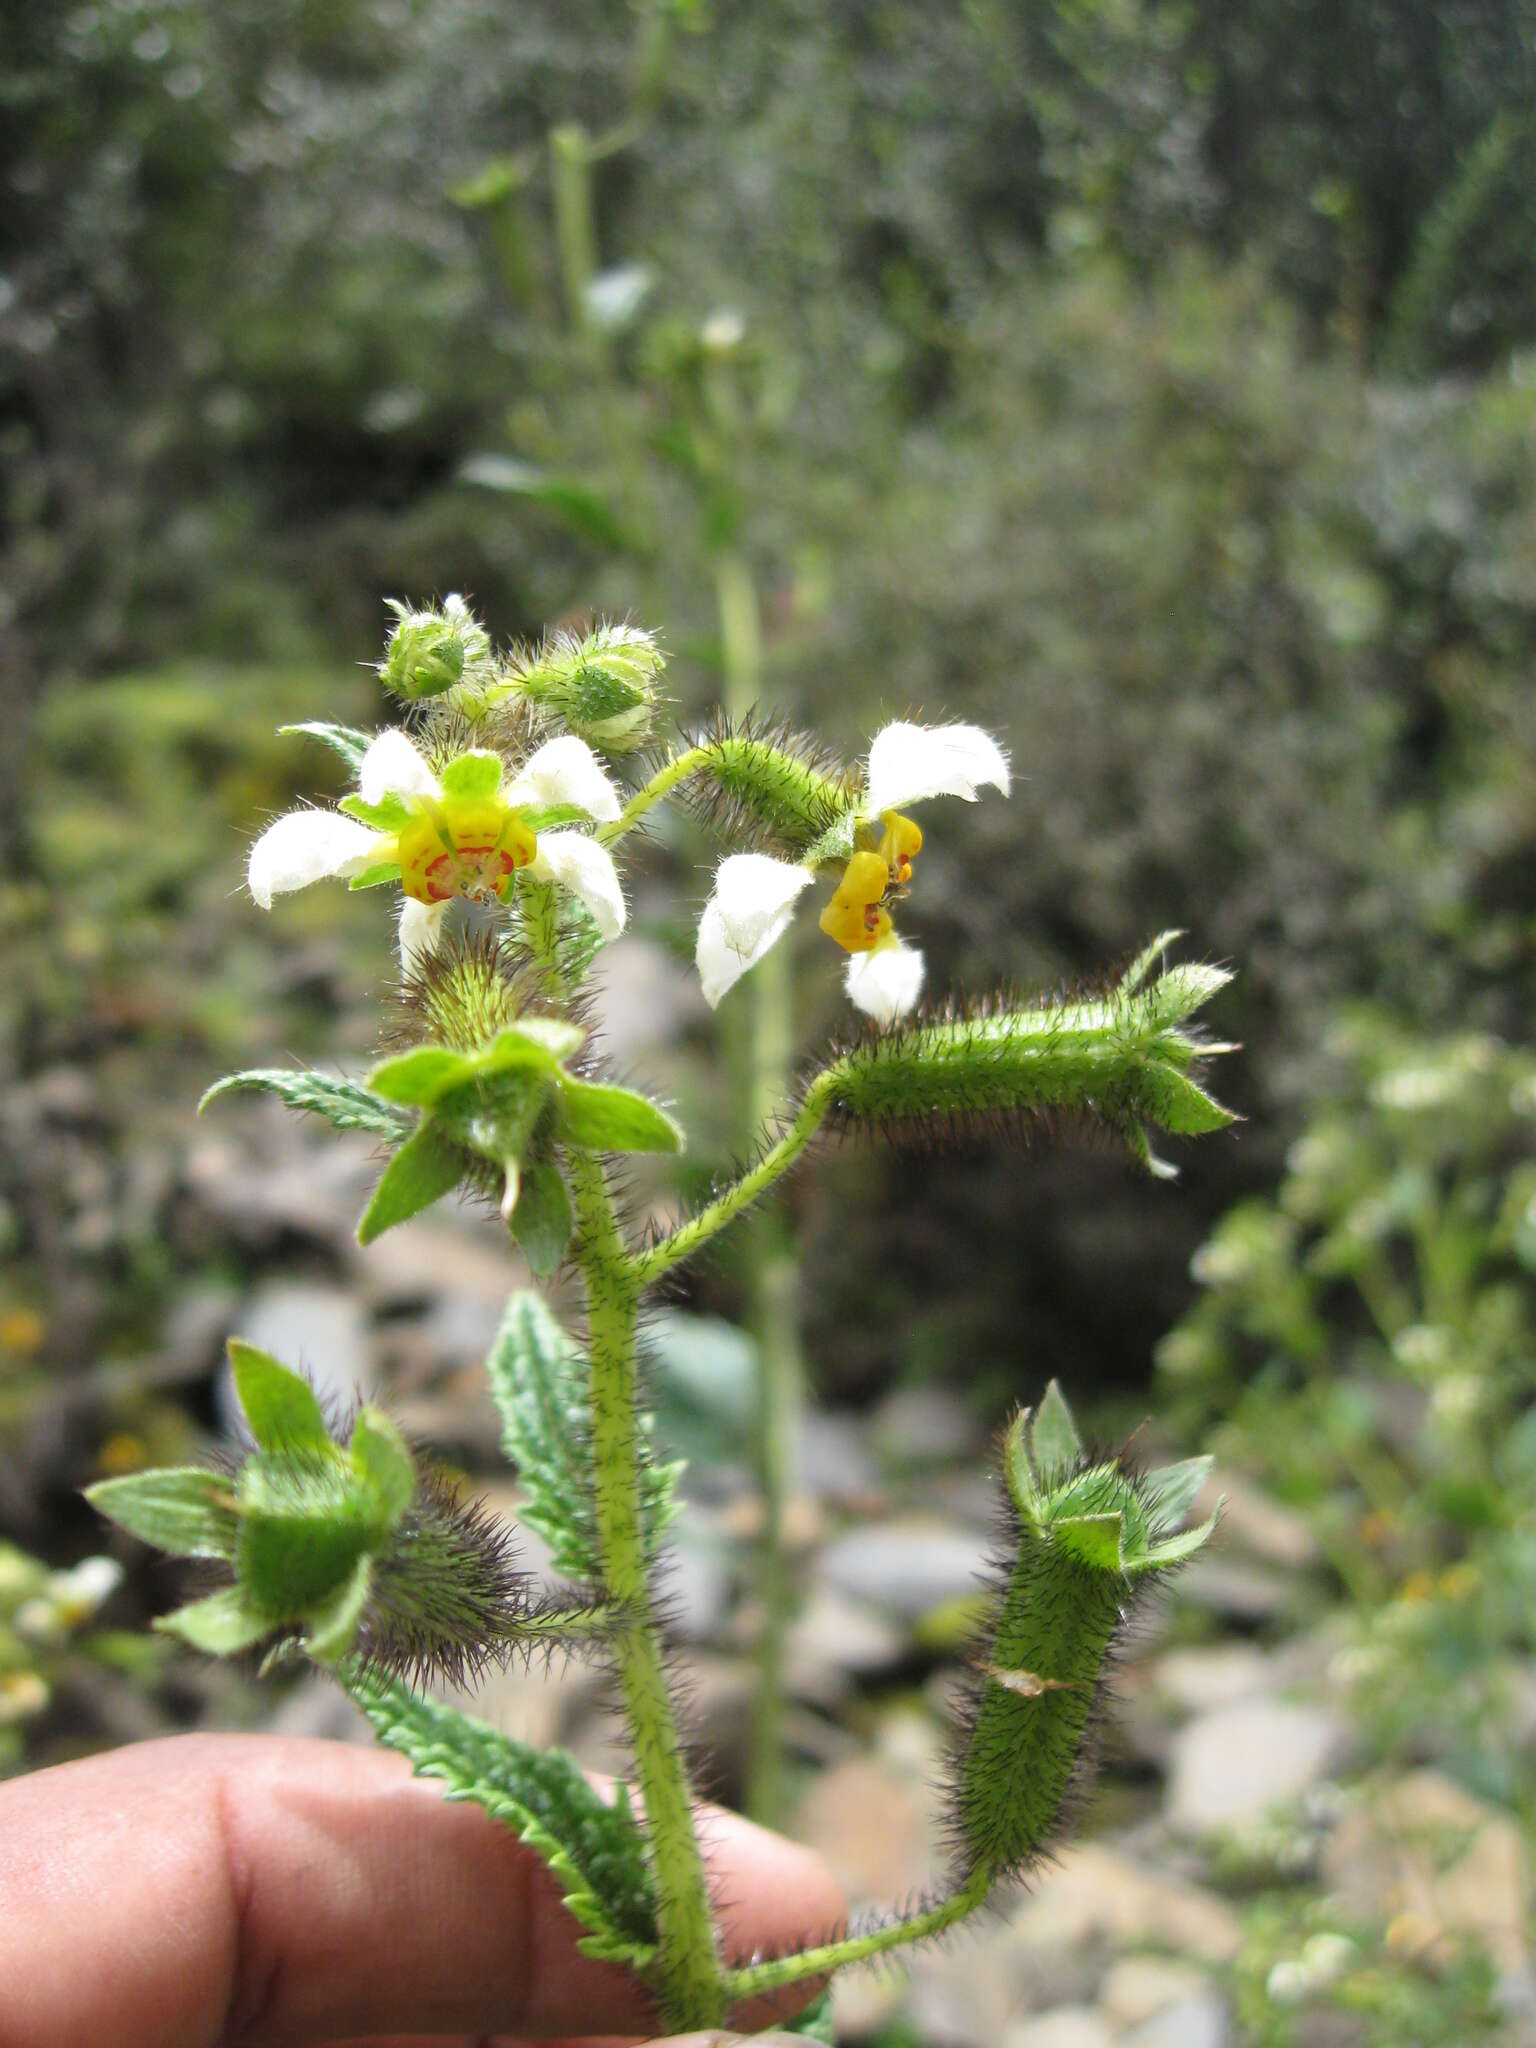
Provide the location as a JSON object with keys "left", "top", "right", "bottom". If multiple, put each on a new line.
{"left": 566, "top": 1151, "right": 722, "bottom": 2029}
{"left": 714, "top": 545, "right": 806, "bottom": 1824}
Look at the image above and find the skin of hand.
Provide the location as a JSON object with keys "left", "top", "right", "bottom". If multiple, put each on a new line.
{"left": 0, "top": 1733, "right": 844, "bottom": 2048}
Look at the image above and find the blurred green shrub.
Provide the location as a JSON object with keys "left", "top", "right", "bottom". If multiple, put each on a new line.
{"left": 1158, "top": 1010, "right": 1536, "bottom": 1798}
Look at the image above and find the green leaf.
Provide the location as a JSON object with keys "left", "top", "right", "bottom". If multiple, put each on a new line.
{"left": 349, "top": 1410, "right": 416, "bottom": 1525}
{"left": 557, "top": 1079, "right": 684, "bottom": 1154}
{"left": 339, "top": 791, "right": 413, "bottom": 831}
{"left": 228, "top": 1340, "right": 332, "bottom": 1454}
{"left": 86, "top": 1469, "right": 238, "bottom": 1560}
{"left": 1136, "top": 1506, "right": 1221, "bottom": 1573}
{"left": 440, "top": 750, "right": 504, "bottom": 801}
{"left": 1137, "top": 1063, "right": 1239, "bottom": 1137}
{"left": 306, "top": 1555, "right": 374, "bottom": 1663}
{"left": 278, "top": 721, "right": 374, "bottom": 772}
{"left": 199, "top": 1069, "right": 411, "bottom": 1139}
{"left": 366, "top": 1046, "right": 480, "bottom": 1107}
{"left": 456, "top": 456, "right": 630, "bottom": 552}
{"left": 346, "top": 1670, "right": 658, "bottom": 1964}
{"left": 156, "top": 1587, "right": 272, "bottom": 1656}
{"left": 1142, "top": 960, "right": 1236, "bottom": 1030}
{"left": 511, "top": 1161, "right": 574, "bottom": 1278}
{"left": 483, "top": 1019, "right": 585, "bottom": 1069}
{"left": 1141, "top": 1455, "right": 1213, "bottom": 1527}
{"left": 1030, "top": 1379, "right": 1083, "bottom": 1484}
{"left": 486, "top": 1292, "right": 678, "bottom": 1581}
{"left": 1118, "top": 928, "right": 1184, "bottom": 995}
{"left": 346, "top": 861, "right": 404, "bottom": 891}
{"left": 356, "top": 1124, "right": 464, "bottom": 1245}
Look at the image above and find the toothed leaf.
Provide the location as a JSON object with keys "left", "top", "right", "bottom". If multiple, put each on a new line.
{"left": 357, "top": 1124, "right": 464, "bottom": 1244}
{"left": 199, "top": 1069, "right": 411, "bottom": 1139}
{"left": 86, "top": 1469, "right": 239, "bottom": 1561}
{"left": 228, "top": 1340, "right": 332, "bottom": 1454}
{"left": 278, "top": 720, "right": 374, "bottom": 771}
{"left": 556, "top": 1078, "right": 683, "bottom": 1154}
{"left": 486, "top": 1292, "right": 678, "bottom": 1581}
{"left": 346, "top": 1669, "right": 658, "bottom": 1964}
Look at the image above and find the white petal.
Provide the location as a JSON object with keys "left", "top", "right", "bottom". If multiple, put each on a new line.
{"left": 864, "top": 721, "right": 1011, "bottom": 816}
{"left": 695, "top": 854, "right": 814, "bottom": 1009}
{"left": 358, "top": 727, "right": 442, "bottom": 806}
{"left": 247, "top": 811, "right": 387, "bottom": 908}
{"left": 531, "top": 830, "right": 626, "bottom": 940}
{"left": 398, "top": 897, "right": 448, "bottom": 972}
{"left": 505, "top": 735, "right": 622, "bottom": 823}
{"left": 844, "top": 938, "right": 925, "bottom": 1026}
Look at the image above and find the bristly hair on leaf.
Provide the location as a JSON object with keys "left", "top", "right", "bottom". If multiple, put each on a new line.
{"left": 407, "top": 687, "right": 548, "bottom": 773}
{"left": 672, "top": 708, "right": 858, "bottom": 859}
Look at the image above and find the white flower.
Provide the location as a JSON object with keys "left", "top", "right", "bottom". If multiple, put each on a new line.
{"left": 864, "top": 721, "right": 1011, "bottom": 816}
{"left": 696, "top": 855, "right": 816, "bottom": 1008}
{"left": 248, "top": 727, "right": 626, "bottom": 967}
{"left": 844, "top": 937, "right": 926, "bottom": 1025}
{"left": 693, "top": 717, "right": 1008, "bottom": 1022}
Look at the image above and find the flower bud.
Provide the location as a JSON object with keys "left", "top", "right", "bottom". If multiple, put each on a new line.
{"left": 380, "top": 594, "right": 492, "bottom": 701}
{"left": 495, "top": 622, "right": 666, "bottom": 752}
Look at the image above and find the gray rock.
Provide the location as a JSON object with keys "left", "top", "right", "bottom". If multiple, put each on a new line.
{"left": 1166, "top": 1699, "right": 1350, "bottom": 1833}
{"left": 784, "top": 1588, "right": 909, "bottom": 1702}
{"left": 820, "top": 1516, "right": 988, "bottom": 1622}
{"left": 872, "top": 1385, "right": 982, "bottom": 1468}
{"left": 796, "top": 1408, "right": 882, "bottom": 1505}
{"left": 1120, "top": 1991, "right": 1231, "bottom": 2048}
{"left": 661, "top": 1535, "right": 733, "bottom": 1642}
{"left": 1177, "top": 1553, "right": 1298, "bottom": 1623}
{"left": 1004, "top": 2007, "right": 1113, "bottom": 2048}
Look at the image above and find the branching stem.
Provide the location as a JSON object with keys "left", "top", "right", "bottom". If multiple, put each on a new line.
{"left": 631, "top": 1067, "right": 841, "bottom": 1286}
{"left": 722, "top": 1867, "right": 993, "bottom": 2003}
{"left": 599, "top": 745, "right": 714, "bottom": 847}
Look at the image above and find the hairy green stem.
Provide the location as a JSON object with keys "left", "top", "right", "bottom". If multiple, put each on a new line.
{"left": 632, "top": 1069, "right": 839, "bottom": 1287}
{"left": 598, "top": 744, "right": 714, "bottom": 847}
{"left": 567, "top": 1152, "right": 721, "bottom": 2027}
{"left": 723, "top": 1868, "right": 993, "bottom": 2003}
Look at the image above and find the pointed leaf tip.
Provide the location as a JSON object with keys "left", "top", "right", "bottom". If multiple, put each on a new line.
{"left": 228, "top": 1340, "right": 332, "bottom": 1453}
{"left": 1030, "top": 1379, "right": 1084, "bottom": 1482}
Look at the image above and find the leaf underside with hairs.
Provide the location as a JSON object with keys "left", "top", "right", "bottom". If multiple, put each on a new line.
{"left": 345, "top": 1668, "right": 658, "bottom": 1964}
{"left": 200, "top": 1068, "right": 412, "bottom": 1140}
{"left": 486, "top": 1291, "right": 682, "bottom": 1583}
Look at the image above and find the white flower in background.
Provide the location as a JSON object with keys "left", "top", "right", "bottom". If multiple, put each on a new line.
{"left": 695, "top": 720, "right": 1009, "bottom": 1026}
{"left": 248, "top": 729, "right": 625, "bottom": 969}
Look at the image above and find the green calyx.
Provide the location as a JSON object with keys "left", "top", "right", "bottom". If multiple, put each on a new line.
{"left": 89, "top": 1343, "right": 533, "bottom": 1682}
{"left": 89, "top": 1342, "right": 417, "bottom": 1666}
{"left": 826, "top": 938, "right": 1237, "bottom": 1177}
{"left": 484, "top": 621, "right": 666, "bottom": 751}
{"left": 357, "top": 1015, "right": 683, "bottom": 1257}
{"left": 955, "top": 1380, "right": 1218, "bottom": 1881}
{"left": 685, "top": 716, "right": 858, "bottom": 858}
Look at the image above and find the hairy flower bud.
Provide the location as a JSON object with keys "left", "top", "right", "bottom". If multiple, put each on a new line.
{"left": 951, "top": 1382, "right": 1217, "bottom": 1879}
{"left": 380, "top": 594, "right": 493, "bottom": 700}
{"left": 491, "top": 622, "right": 666, "bottom": 751}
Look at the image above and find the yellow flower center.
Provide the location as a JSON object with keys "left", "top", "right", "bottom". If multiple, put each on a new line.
{"left": 816, "top": 810, "right": 923, "bottom": 956}
{"left": 396, "top": 796, "right": 537, "bottom": 905}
